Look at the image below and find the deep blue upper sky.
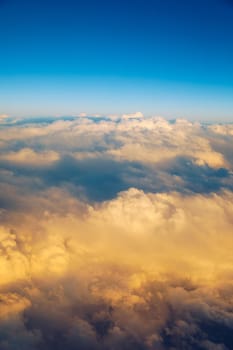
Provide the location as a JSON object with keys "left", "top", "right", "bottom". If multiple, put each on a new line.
{"left": 1, "top": 0, "right": 233, "bottom": 120}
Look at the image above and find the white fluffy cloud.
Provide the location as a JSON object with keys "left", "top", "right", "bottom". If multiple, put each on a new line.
{"left": 0, "top": 148, "right": 60, "bottom": 166}
{"left": 121, "top": 111, "right": 144, "bottom": 119}
{"left": 0, "top": 114, "right": 9, "bottom": 122}
{"left": 209, "top": 124, "right": 233, "bottom": 136}
{"left": 0, "top": 116, "right": 230, "bottom": 169}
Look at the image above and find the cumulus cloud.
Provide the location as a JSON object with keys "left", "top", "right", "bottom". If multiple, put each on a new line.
{"left": 0, "top": 148, "right": 60, "bottom": 166}
{"left": 0, "top": 115, "right": 233, "bottom": 349}
{"left": 78, "top": 112, "right": 88, "bottom": 117}
{"left": 209, "top": 124, "right": 233, "bottom": 136}
{"left": 0, "top": 114, "right": 9, "bottom": 122}
{"left": 0, "top": 188, "right": 233, "bottom": 349}
{"left": 0, "top": 115, "right": 229, "bottom": 169}
{"left": 121, "top": 111, "right": 144, "bottom": 119}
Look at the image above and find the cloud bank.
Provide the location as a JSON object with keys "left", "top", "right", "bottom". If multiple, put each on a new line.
{"left": 0, "top": 114, "right": 233, "bottom": 349}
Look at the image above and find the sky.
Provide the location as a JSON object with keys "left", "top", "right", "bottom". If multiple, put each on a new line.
{"left": 1, "top": 0, "right": 233, "bottom": 120}
{"left": 1, "top": 2, "right": 233, "bottom": 349}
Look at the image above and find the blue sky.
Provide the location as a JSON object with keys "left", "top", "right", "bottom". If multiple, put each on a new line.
{"left": 1, "top": 0, "right": 233, "bottom": 120}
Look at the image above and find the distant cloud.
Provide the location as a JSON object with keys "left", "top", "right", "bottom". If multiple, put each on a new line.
{"left": 209, "top": 124, "right": 233, "bottom": 136}
{"left": 121, "top": 111, "right": 144, "bottom": 119}
{"left": 0, "top": 114, "right": 9, "bottom": 122}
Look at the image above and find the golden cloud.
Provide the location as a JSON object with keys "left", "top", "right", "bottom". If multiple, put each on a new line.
{"left": 0, "top": 116, "right": 233, "bottom": 349}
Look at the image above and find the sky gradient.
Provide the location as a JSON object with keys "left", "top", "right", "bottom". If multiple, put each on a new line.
{"left": 1, "top": 0, "right": 233, "bottom": 119}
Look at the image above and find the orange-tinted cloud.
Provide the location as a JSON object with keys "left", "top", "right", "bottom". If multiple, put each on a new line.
{"left": 0, "top": 116, "right": 233, "bottom": 349}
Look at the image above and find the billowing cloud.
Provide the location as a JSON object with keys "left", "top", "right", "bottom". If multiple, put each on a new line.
{"left": 0, "top": 148, "right": 60, "bottom": 166}
{"left": 0, "top": 116, "right": 229, "bottom": 169}
{"left": 209, "top": 124, "right": 233, "bottom": 136}
{"left": 0, "top": 114, "right": 8, "bottom": 122}
{"left": 0, "top": 115, "right": 233, "bottom": 349}
{"left": 121, "top": 111, "right": 144, "bottom": 119}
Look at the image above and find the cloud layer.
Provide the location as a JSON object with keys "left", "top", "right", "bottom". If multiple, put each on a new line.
{"left": 0, "top": 114, "right": 233, "bottom": 349}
